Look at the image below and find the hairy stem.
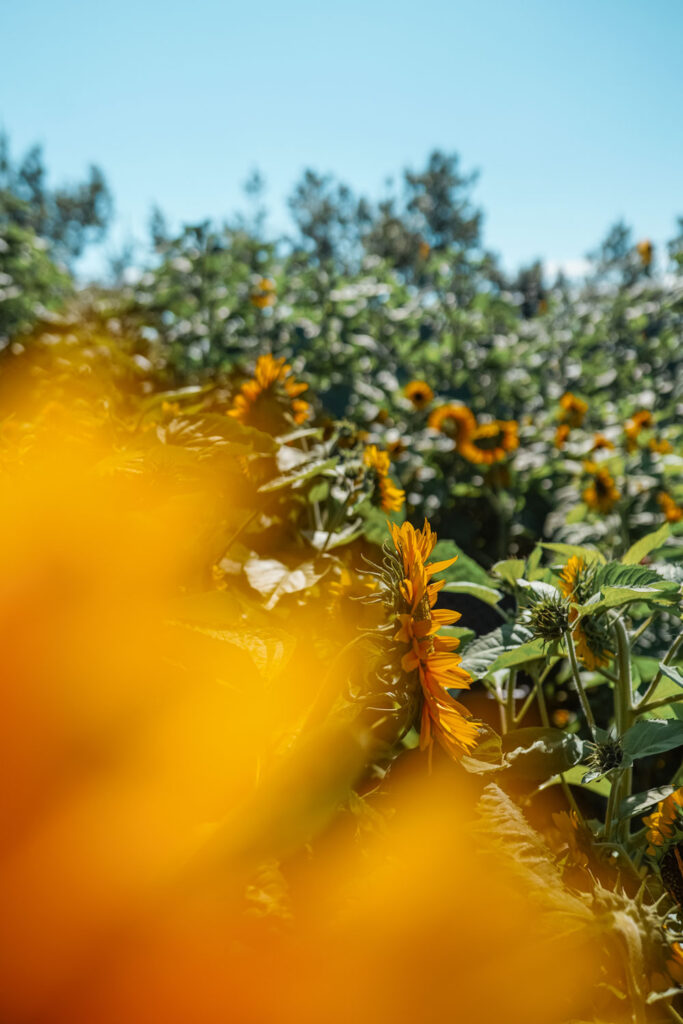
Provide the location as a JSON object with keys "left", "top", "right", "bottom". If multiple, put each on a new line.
{"left": 564, "top": 629, "right": 598, "bottom": 741}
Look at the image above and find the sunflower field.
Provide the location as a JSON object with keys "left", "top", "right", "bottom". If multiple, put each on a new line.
{"left": 1, "top": 145, "right": 683, "bottom": 1023}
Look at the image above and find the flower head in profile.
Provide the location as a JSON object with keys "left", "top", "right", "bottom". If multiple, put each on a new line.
{"left": 658, "top": 491, "right": 683, "bottom": 523}
{"left": 363, "top": 445, "right": 404, "bottom": 513}
{"left": 404, "top": 380, "right": 434, "bottom": 410}
{"left": 379, "top": 520, "right": 480, "bottom": 761}
{"left": 624, "top": 409, "right": 653, "bottom": 452}
{"left": 643, "top": 788, "right": 683, "bottom": 856}
{"left": 559, "top": 393, "right": 588, "bottom": 428}
{"left": 559, "top": 556, "right": 611, "bottom": 670}
{"left": 228, "top": 354, "right": 309, "bottom": 434}
{"left": 582, "top": 461, "right": 620, "bottom": 514}
{"left": 460, "top": 420, "right": 519, "bottom": 465}
{"left": 427, "top": 403, "right": 476, "bottom": 448}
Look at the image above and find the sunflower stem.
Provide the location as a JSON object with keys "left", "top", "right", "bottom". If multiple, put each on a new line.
{"left": 505, "top": 668, "right": 517, "bottom": 731}
{"left": 564, "top": 629, "right": 598, "bottom": 741}
{"left": 636, "top": 630, "right": 683, "bottom": 709}
{"left": 613, "top": 616, "right": 635, "bottom": 844}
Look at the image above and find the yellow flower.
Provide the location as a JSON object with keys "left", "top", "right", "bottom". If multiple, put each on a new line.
{"left": 667, "top": 942, "right": 683, "bottom": 985}
{"left": 582, "top": 461, "right": 620, "bottom": 514}
{"left": 228, "top": 354, "right": 309, "bottom": 433}
{"left": 636, "top": 239, "right": 653, "bottom": 267}
{"left": 559, "top": 393, "right": 588, "bottom": 428}
{"left": 624, "top": 409, "right": 653, "bottom": 451}
{"left": 250, "top": 277, "right": 276, "bottom": 308}
{"left": 427, "top": 404, "right": 476, "bottom": 447}
{"left": 460, "top": 420, "right": 519, "bottom": 465}
{"left": 643, "top": 788, "right": 683, "bottom": 855}
{"left": 590, "top": 433, "right": 614, "bottom": 452}
{"left": 658, "top": 491, "right": 683, "bottom": 523}
{"left": 549, "top": 810, "right": 589, "bottom": 868}
{"left": 559, "top": 556, "right": 612, "bottom": 670}
{"left": 649, "top": 437, "right": 672, "bottom": 455}
{"left": 554, "top": 423, "right": 570, "bottom": 449}
{"left": 363, "top": 444, "right": 391, "bottom": 476}
{"left": 389, "top": 521, "right": 480, "bottom": 760}
{"left": 404, "top": 380, "right": 434, "bottom": 410}
{"left": 363, "top": 445, "right": 405, "bottom": 513}
{"left": 378, "top": 476, "right": 405, "bottom": 513}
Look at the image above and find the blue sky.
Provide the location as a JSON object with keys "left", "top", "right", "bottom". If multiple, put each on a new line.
{"left": 2, "top": 0, "right": 682, "bottom": 277}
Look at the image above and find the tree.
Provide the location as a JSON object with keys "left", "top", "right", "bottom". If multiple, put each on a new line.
{"left": 587, "top": 220, "right": 643, "bottom": 289}
{"left": 0, "top": 132, "right": 112, "bottom": 265}
{"left": 287, "top": 170, "right": 369, "bottom": 267}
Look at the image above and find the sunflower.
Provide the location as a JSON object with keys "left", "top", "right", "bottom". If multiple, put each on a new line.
{"left": 460, "top": 420, "right": 519, "bottom": 465}
{"left": 624, "top": 409, "right": 653, "bottom": 452}
{"left": 363, "top": 445, "right": 405, "bottom": 513}
{"left": 427, "top": 403, "right": 476, "bottom": 447}
{"left": 649, "top": 437, "right": 672, "bottom": 455}
{"left": 559, "top": 393, "right": 588, "bottom": 428}
{"left": 228, "top": 354, "right": 309, "bottom": 433}
{"left": 658, "top": 491, "right": 683, "bottom": 523}
{"left": 582, "top": 461, "right": 620, "bottom": 514}
{"left": 559, "top": 555, "right": 612, "bottom": 670}
{"left": 548, "top": 810, "right": 589, "bottom": 869}
{"left": 387, "top": 520, "right": 480, "bottom": 760}
{"left": 404, "top": 379, "right": 434, "bottom": 410}
{"left": 668, "top": 943, "right": 683, "bottom": 985}
{"left": 591, "top": 433, "right": 615, "bottom": 452}
{"left": 637, "top": 239, "right": 653, "bottom": 267}
{"left": 554, "top": 423, "right": 570, "bottom": 449}
{"left": 643, "top": 788, "right": 683, "bottom": 856}
{"left": 250, "top": 277, "right": 276, "bottom": 308}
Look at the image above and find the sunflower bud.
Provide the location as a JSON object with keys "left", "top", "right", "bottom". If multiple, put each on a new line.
{"left": 585, "top": 737, "right": 624, "bottom": 776}
{"left": 527, "top": 594, "right": 570, "bottom": 643}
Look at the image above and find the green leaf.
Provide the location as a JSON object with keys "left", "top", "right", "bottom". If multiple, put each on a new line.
{"left": 540, "top": 763, "right": 611, "bottom": 798}
{"left": 491, "top": 558, "right": 525, "bottom": 587}
{"left": 459, "top": 623, "right": 534, "bottom": 678}
{"left": 618, "top": 786, "right": 674, "bottom": 820}
{"left": 474, "top": 785, "right": 592, "bottom": 919}
{"left": 659, "top": 662, "right": 683, "bottom": 688}
{"left": 442, "top": 581, "right": 503, "bottom": 607}
{"left": 541, "top": 542, "right": 604, "bottom": 564}
{"left": 595, "top": 563, "right": 673, "bottom": 591}
{"left": 258, "top": 457, "right": 338, "bottom": 493}
{"left": 501, "top": 727, "right": 586, "bottom": 780}
{"left": 491, "top": 639, "right": 547, "bottom": 671}
{"left": 516, "top": 579, "right": 562, "bottom": 600}
{"left": 431, "top": 539, "right": 490, "bottom": 586}
{"left": 459, "top": 724, "right": 503, "bottom": 774}
{"left": 575, "top": 563, "right": 680, "bottom": 614}
{"left": 621, "top": 719, "right": 683, "bottom": 761}
{"left": 244, "top": 557, "right": 330, "bottom": 609}
{"left": 622, "top": 523, "right": 671, "bottom": 566}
